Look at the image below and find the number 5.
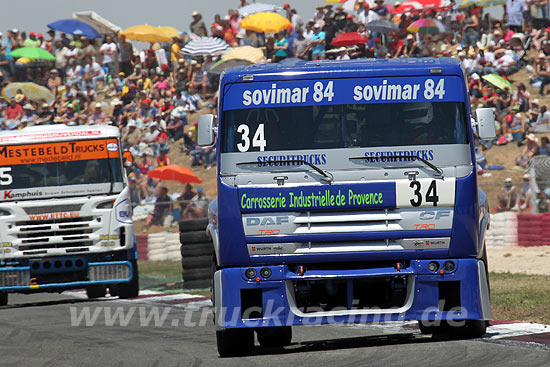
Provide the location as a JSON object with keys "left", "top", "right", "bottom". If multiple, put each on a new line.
{"left": 0, "top": 167, "right": 13, "bottom": 186}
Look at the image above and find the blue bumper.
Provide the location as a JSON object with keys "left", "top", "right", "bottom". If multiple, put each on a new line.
{"left": 215, "top": 258, "right": 491, "bottom": 329}
{"left": 0, "top": 260, "right": 134, "bottom": 292}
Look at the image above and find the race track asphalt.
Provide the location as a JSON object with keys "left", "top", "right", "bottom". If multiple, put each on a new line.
{"left": 1, "top": 291, "right": 550, "bottom": 367}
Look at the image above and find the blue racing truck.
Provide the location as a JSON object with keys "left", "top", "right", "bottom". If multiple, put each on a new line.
{"left": 197, "top": 58, "right": 496, "bottom": 356}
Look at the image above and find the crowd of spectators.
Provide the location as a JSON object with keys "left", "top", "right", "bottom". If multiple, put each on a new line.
{"left": 3, "top": 0, "right": 550, "bottom": 217}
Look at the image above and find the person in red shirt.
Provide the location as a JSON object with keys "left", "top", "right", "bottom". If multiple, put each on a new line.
{"left": 5, "top": 99, "right": 23, "bottom": 121}
{"left": 156, "top": 147, "right": 171, "bottom": 166}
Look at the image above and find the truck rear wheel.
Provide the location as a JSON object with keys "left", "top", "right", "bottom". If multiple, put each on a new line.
{"left": 86, "top": 285, "right": 107, "bottom": 299}
{"left": 0, "top": 291, "right": 7, "bottom": 306}
{"left": 216, "top": 328, "right": 255, "bottom": 357}
{"left": 118, "top": 260, "right": 139, "bottom": 299}
{"left": 257, "top": 326, "right": 292, "bottom": 348}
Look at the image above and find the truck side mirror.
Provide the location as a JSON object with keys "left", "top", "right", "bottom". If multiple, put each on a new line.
{"left": 475, "top": 108, "right": 496, "bottom": 140}
{"left": 122, "top": 151, "right": 133, "bottom": 167}
{"left": 198, "top": 114, "right": 215, "bottom": 146}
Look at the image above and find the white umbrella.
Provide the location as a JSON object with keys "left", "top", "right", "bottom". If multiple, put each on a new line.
{"left": 181, "top": 37, "right": 231, "bottom": 56}
{"left": 343, "top": 0, "right": 376, "bottom": 13}
{"left": 238, "top": 3, "right": 283, "bottom": 16}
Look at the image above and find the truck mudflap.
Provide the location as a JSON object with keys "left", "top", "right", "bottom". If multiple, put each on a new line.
{"left": 214, "top": 258, "right": 491, "bottom": 329}
{"left": 0, "top": 259, "right": 134, "bottom": 291}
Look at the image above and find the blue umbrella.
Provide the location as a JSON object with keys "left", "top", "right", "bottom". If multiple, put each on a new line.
{"left": 47, "top": 19, "right": 102, "bottom": 39}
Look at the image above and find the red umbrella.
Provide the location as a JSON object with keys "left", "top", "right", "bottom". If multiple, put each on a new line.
{"left": 148, "top": 165, "right": 202, "bottom": 184}
{"left": 331, "top": 32, "right": 368, "bottom": 47}
{"left": 391, "top": 0, "right": 449, "bottom": 14}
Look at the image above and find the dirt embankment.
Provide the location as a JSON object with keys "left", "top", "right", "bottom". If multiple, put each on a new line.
{"left": 488, "top": 246, "right": 550, "bottom": 275}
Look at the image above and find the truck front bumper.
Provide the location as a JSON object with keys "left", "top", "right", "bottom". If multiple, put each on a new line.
{"left": 214, "top": 258, "right": 492, "bottom": 329}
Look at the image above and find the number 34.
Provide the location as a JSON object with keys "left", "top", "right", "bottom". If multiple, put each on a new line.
{"left": 237, "top": 123, "right": 266, "bottom": 152}
{"left": 409, "top": 179, "right": 439, "bottom": 207}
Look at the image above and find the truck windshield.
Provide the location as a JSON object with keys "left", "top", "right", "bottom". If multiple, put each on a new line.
{"left": 221, "top": 101, "right": 468, "bottom": 153}
{"left": 3, "top": 158, "right": 123, "bottom": 190}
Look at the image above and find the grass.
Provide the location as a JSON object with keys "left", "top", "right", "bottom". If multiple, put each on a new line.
{"left": 137, "top": 261, "right": 550, "bottom": 324}
{"left": 489, "top": 272, "right": 550, "bottom": 324}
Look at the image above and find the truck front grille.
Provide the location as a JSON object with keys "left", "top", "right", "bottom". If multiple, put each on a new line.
{"left": 11, "top": 216, "right": 97, "bottom": 252}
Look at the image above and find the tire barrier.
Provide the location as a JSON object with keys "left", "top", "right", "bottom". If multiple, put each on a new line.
{"left": 179, "top": 218, "right": 213, "bottom": 289}
{"left": 136, "top": 235, "right": 149, "bottom": 260}
{"left": 486, "top": 212, "right": 550, "bottom": 248}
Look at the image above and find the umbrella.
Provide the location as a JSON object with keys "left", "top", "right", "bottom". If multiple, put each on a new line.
{"left": 72, "top": 11, "right": 122, "bottom": 35}
{"left": 9, "top": 47, "right": 55, "bottom": 61}
{"left": 364, "top": 19, "right": 399, "bottom": 33}
{"left": 331, "top": 32, "right": 368, "bottom": 47}
{"left": 2, "top": 82, "right": 55, "bottom": 104}
{"left": 343, "top": 0, "right": 376, "bottom": 13}
{"left": 47, "top": 19, "right": 102, "bottom": 39}
{"left": 222, "top": 46, "right": 265, "bottom": 64}
{"left": 240, "top": 12, "right": 292, "bottom": 34}
{"left": 458, "top": 0, "right": 505, "bottom": 9}
{"left": 391, "top": 0, "right": 450, "bottom": 13}
{"left": 157, "top": 26, "right": 180, "bottom": 39}
{"left": 181, "top": 37, "right": 231, "bottom": 56}
{"left": 238, "top": 3, "right": 283, "bottom": 16}
{"left": 407, "top": 18, "right": 448, "bottom": 34}
{"left": 210, "top": 58, "right": 253, "bottom": 74}
{"left": 148, "top": 165, "right": 202, "bottom": 184}
{"left": 482, "top": 74, "right": 513, "bottom": 93}
{"left": 120, "top": 25, "right": 171, "bottom": 43}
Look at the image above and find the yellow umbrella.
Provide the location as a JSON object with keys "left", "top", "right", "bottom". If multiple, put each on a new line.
{"left": 120, "top": 25, "right": 171, "bottom": 42}
{"left": 222, "top": 46, "right": 265, "bottom": 64}
{"left": 2, "top": 82, "right": 54, "bottom": 104}
{"left": 157, "top": 26, "right": 180, "bottom": 39}
{"left": 240, "top": 12, "right": 292, "bottom": 34}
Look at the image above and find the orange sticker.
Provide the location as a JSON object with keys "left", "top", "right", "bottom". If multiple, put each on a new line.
{"left": 0, "top": 139, "right": 119, "bottom": 165}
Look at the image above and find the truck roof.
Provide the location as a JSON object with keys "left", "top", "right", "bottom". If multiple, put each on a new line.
{"left": 221, "top": 57, "right": 464, "bottom": 84}
{"left": 0, "top": 124, "right": 120, "bottom": 145}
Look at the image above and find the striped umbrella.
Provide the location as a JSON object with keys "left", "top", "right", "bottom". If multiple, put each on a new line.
{"left": 407, "top": 18, "right": 448, "bottom": 34}
{"left": 2, "top": 82, "right": 54, "bottom": 104}
{"left": 221, "top": 46, "right": 265, "bottom": 64}
{"left": 181, "top": 37, "right": 231, "bottom": 56}
{"left": 238, "top": 3, "right": 283, "bottom": 16}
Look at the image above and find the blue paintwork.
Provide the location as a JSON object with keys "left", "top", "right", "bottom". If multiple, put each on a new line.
{"left": 0, "top": 258, "right": 134, "bottom": 292}
{"left": 213, "top": 58, "right": 489, "bottom": 328}
{"left": 216, "top": 259, "right": 484, "bottom": 328}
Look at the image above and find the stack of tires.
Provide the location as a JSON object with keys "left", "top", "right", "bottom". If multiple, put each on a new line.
{"left": 486, "top": 212, "right": 517, "bottom": 247}
{"left": 135, "top": 234, "right": 149, "bottom": 260}
{"left": 148, "top": 233, "right": 181, "bottom": 261}
{"left": 517, "top": 213, "right": 548, "bottom": 247}
{"left": 179, "top": 218, "right": 213, "bottom": 289}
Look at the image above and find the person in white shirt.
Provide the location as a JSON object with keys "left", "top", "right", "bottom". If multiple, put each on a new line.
{"left": 99, "top": 35, "right": 117, "bottom": 75}
{"left": 81, "top": 57, "right": 106, "bottom": 91}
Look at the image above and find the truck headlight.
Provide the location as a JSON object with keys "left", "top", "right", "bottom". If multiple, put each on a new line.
{"left": 0, "top": 209, "right": 11, "bottom": 216}
{"left": 97, "top": 200, "right": 114, "bottom": 209}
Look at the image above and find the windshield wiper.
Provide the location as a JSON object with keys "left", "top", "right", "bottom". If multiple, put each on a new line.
{"left": 237, "top": 159, "right": 333, "bottom": 183}
{"left": 349, "top": 154, "right": 444, "bottom": 178}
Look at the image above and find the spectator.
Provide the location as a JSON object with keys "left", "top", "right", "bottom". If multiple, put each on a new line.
{"left": 145, "top": 187, "right": 173, "bottom": 229}
{"left": 118, "top": 34, "right": 133, "bottom": 77}
{"left": 181, "top": 187, "right": 208, "bottom": 219}
{"left": 274, "top": 32, "right": 289, "bottom": 62}
{"left": 190, "top": 11, "right": 208, "bottom": 37}
{"left": 497, "top": 177, "right": 518, "bottom": 212}
{"left": 99, "top": 35, "right": 117, "bottom": 76}
{"left": 308, "top": 23, "right": 326, "bottom": 60}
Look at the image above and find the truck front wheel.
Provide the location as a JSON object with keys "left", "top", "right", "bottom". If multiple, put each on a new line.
{"left": 0, "top": 291, "right": 7, "bottom": 306}
{"left": 216, "top": 328, "right": 255, "bottom": 357}
{"left": 419, "top": 320, "right": 487, "bottom": 338}
{"left": 118, "top": 260, "right": 139, "bottom": 299}
{"left": 257, "top": 326, "right": 292, "bottom": 348}
{"left": 86, "top": 285, "right": 107, "bottom": 299}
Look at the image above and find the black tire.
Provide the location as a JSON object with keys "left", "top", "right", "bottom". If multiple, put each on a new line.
{"left": 257, "top": 326, "right": 292, "bottom": 348}
{"left": 448, "top": 319, "right": 488, "bottom": 339}
{"left": 118, "top": 260, "right": 140, "bottom": 299}
{"left": 109, "top": 285, "right": 119, "bottom": 297}
{"left": 180, "top": 243, "right": 213, "bottom": 258}
{"left": 182, "top": 267, "right": 211, "bottom": 282}
{"left": 216, "top": 328, "right": 255, "bottom": 357}
{"left": 418, "top": 321, "right": 438, "bottom": 335}
{"left": 182, "top": 279, "right": 211, "bottom": 289}
{"left": 86, "top": 285, "right": 107, "bottom": 299}
{"left": 179, "top": 218, "right": 209, "bottom": 232}
{"left": 0, "top": 291, "right": 7, "bottom": 306}
{"left": 182, "top": 255, "right": 212, "bottom": 269}
{"left": 180, "top": 231, "right": 210, "bottom": 245}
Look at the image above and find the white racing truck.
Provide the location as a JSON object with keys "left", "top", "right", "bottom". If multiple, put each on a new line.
{"left": 0, "top": 124, "right": 138, "bottom": 305}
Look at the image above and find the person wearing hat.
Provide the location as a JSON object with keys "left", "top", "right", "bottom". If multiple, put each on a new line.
{"left": 5, "top": 95, "right": 24, "bottom": 125}
{"left": 313, "top": 4, "right": 326, "bottom": 28}
{"left": 122, "top": 119, "right": 142, "bottom": 149}
{"left": 516, "top": 133, "right": 540, "bottom": 168}
{"left": 404, "top": 34, "right": 419, "bottom": 58}
{"left": 24, "top": 31, "right": 40, "bottom": 47}
{"left": 36, "top": 102, "right": 54, "bottom": 125}
{"left": 357, "top": 1, "right": 379, "bottom": 25}
{"left": 89, "top": 102, "right": 106, "bottom": 124}
{"left": 373, "top": 0, "right": 389, "bottom": 18}
{"left": 181, "top": 186, "right": 209, "bottom": 219}
{"left": 517, "top": 173, "right": 533, "bottom": 212}
{"left": 307, "top": 23, "right": 326, "bottom": 60}
{"left": 82, "top": 56, "right": 106, "bottom": 92}
{"left": 190, "top": 11, "right": 208, "bottom": 37}
{"left": 497, "top": 177, "right": 517, "bottom": 212}
{"left": 187, "top": 61, "right": 208, "bottom": 94}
